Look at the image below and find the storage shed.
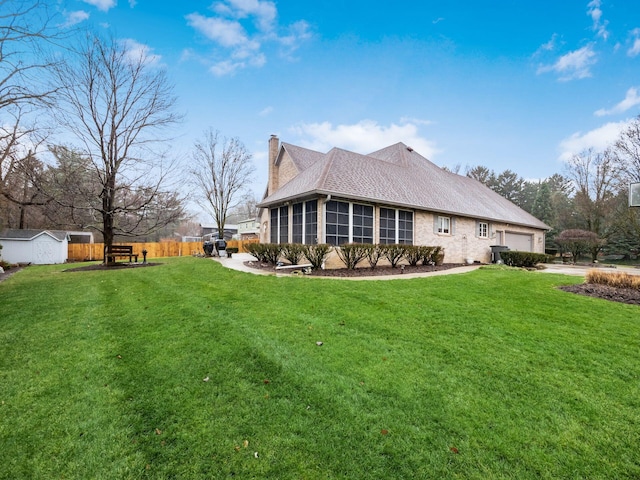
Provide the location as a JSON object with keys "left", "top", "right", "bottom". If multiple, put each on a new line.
{"left": 0, "top": 229, "right": 69, "bottom": 265}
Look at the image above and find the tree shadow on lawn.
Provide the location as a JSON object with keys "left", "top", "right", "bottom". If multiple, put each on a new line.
{"left": 64, "top": 262, "right": 162, "bottom": 272}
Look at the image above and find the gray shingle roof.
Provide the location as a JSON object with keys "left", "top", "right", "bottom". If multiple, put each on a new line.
{"left": 0, "top": 229, "right": 69, "bottom": 241}
{"left": 259, "top": 142, "right": 549, "bottom": 230}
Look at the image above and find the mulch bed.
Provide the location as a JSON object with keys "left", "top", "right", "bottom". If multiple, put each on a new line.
{"left": 64, "top": 262, "right": 162, "bottom": 272}
{"left": 243, "top": 261, "right": 467, "bottom": 277}
{"left": 558, "top": 283, "right": 640, "bottom": 306}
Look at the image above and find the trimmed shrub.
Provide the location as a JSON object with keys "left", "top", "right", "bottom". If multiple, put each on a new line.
{"left": 500, "top": 251, "right": 548, "bottom": 268}
{"left": 404, "top": 245, "right": 422, "bottom": 266}
{"left": 302, "top": 244, "right": 332, "bottom": 270}
{"left": 381, "top": 244, "right": 407, "bottom": 268}
{"left": 336, "top": 243, "right": 369, "bottom": 269}
{"left": 280, "top": 243, "right": 305, "bottom": 265}
{"left": 363, "top": 244, "right": 383, "bottom": 269}
{"left": 262, "top": 243, "right": 283, "bottom": 265}
{"left": 245, "top": 243, "right": 282, "bottom": 264}
{"left": 419, "top": 246, "right": 436, "bottom": 265}
{"left": 586, "top": 270, "right": 640, "bottom": 290}
{"left": 245, "top": 242, "right": 267, "bottom": 262}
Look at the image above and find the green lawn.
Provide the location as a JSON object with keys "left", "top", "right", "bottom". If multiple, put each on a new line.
{"left": 1, "top": 257, "right": 639, "bottom": 479}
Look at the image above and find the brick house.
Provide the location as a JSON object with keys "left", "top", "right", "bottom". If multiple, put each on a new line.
{"left": 257, "top": 135, "right": 549, "bottom": 266}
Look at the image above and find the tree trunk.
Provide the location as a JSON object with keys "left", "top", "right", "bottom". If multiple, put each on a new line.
{"left": 103, "top": 179, "right": 115, "bottom": 264}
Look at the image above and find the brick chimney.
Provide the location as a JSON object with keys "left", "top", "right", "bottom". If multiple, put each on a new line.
{"left": 268, "top": 134, "right": 280, "bottom": 195}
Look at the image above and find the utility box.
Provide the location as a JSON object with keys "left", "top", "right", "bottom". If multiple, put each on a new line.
{"left": 490, "top": 245, "right": 510, "bottom": 263}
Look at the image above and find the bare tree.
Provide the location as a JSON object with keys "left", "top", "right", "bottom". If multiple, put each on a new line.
{"left": 50, "top": 33, "right": 185, "bottom": 262}
{"left": 190, "top": 129, "right": 255, "bottom": 238}
{"left": 0, "top": 111, "right": 51, "bottom": 229}
{"left": 0, "top": 0, "right": 60, "bottom": 112}
{"left": 614, "top": 115, "right": 640, "bottom": 183}
{"left": 565, "top": 148, "right": 617, "bottom": 235}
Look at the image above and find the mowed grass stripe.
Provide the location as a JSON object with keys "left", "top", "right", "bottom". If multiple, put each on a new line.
{"left": 1, "top": 257, "right": 639, "bottom": 479}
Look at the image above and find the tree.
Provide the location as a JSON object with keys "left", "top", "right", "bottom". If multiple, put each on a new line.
{"left": 564, "top": 148, "right": 617, "bottom": 236}
{"left": 556, "top": 229, "right": 602, "bottom": 263}
{"left": 50, "top": 34, "right": 185, "bottom": 262}
{"left": 190, "top": 129, "right": 255, "bottom": 239}
{"left": 0, "top": 0, "right": 60, "bottom": 112}
{"left": 0, "top": 1, "right": 62, "bottom": 224}
{"left": 0, "top": 113, "right": 50, "bottom": 229}
{"left": 614, "top": 115, "right": 640, "bottom": 183}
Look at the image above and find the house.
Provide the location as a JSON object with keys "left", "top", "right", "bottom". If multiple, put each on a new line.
{"left": 237, "top": 218, "right": 259, "bottom": 240}
{"left": 200, "top": 224, "right": 238, "bottom": 241}
{"left": 0, "top": 229, "right": 70, "bottom": 264}
{"left": 257, "top": 135, "right": 549, "bottom": 266}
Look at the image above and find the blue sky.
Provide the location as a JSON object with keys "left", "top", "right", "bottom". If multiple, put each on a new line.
{"left": 60, "top": 0, "right": 640, "bottom": 202}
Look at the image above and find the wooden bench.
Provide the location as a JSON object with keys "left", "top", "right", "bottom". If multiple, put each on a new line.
{"left": 105, "top": 245, "right": 138, "bottom": 263}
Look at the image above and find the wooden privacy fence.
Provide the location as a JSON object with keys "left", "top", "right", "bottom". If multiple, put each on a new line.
{"left": 67, "top": 239, "right": 259, "bottom": 261}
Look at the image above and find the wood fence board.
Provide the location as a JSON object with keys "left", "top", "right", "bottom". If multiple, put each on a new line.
{"left": 67, "top": 239, "right": 259, "bottom": 261}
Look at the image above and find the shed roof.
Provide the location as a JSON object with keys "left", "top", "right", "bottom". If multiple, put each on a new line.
{"left": 0, "top": 229, "right": 69, "bottom": 242}
{"left": 259, "top": 142, "right": 549, "bottom": 230}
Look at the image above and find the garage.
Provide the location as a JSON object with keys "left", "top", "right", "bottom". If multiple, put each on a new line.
{"left": 505, "top": 232, "right": 533, "bottom": 252}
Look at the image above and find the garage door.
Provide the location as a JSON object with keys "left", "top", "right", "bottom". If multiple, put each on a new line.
{"left": 505, "top": 232, "right": 533, "bottom": 252}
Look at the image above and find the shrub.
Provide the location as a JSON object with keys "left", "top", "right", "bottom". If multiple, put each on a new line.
{"left": 336, "top": 243, "right": 369, "bottom": 269}
{"left": 433, "top": 247, "right": 445, "bottom": 266}
{"left": 280, "top": 243, "right": 305, "bottom": 265}
{"left": 419, "top": 246, "right": 436, "bottom": 265}
{"left": 500, "top": 251, "right": 549, "bottom": 268}
{"left": 245, "top": 243, "right": 282, "bottom": 264}
{"left": 363, "top": 244, "right": 383, "bottom": 269}
{"left": 302, "top": 244, "right": 332, "bottom": 270}
{"left": 404, "top": 245, "right": 422, "bottom": 266}
{"left": 381, "top": 244, "right": 407, "bottom": 268}
{"left": 262, "top": 243, "right": 283, "bottom": 265}
{"left": 586, "top": 270, "right": 640, "bottom": 290}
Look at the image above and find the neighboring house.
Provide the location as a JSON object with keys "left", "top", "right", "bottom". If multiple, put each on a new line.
{"left": 201, "top": 224, "right": 238, "bottom": 241}
{"left": 257, "top": 135, "right": 550, "bottom": 266}
{"left": 237, "top": 218, "right": 259, "bottom": 240}
{"left": 0, "top": 229, "right": 70, "bottom": 264}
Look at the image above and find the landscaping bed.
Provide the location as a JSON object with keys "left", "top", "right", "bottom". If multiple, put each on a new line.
{"left": 243, "top": 261, "right": 466, "bottom": 277}
{"left": 559, "top": 283, "right": 640, "bottom": 305}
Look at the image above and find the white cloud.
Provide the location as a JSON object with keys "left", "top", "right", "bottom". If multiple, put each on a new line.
{"left": 595, "top": 87, "right": 640, "bottom": 116}
{"left": 537, "top": 44, "right": 597, "bottom": 81}
{"left": 61, "top": 10, "right": 90, "bottom": 28}
{"left": 628, "top": 29, "right": 640, "bottom": 57}
{"left": 120, "top": 39, "right": 162, "bottom": 67}
{"left": 587, "top": 0, "right": 609, "bottom": 40}
{"left": 186, "top": 1, "right": 310, "bottom": 76}
{"left": 186, "top": 14, "right": 256, "bottom": 49}
{"left": 81, "top": 0, "right": 116, "bottom": 12}
{"left": 558, "top": 120, "right": 629, "bottom": 161}
{"left": 259, "top": 106, "right": 274, "bottom": 117}
{"left": 289, "top": 120, "right": 440, "bottom": 159}
{"left": 214, "top": 0, "right": 277, "bottom": 32}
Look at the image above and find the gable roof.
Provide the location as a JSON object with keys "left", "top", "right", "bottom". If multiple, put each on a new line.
{"left": 259, "top": 142, "right": 549, "bottom": 230}
{"left": 0, "top": 229, "right": 69, "bottom": 242}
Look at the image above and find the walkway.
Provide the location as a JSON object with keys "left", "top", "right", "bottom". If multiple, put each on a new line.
{"left": 213, "top": 253, "right": 640, "bottom": 280}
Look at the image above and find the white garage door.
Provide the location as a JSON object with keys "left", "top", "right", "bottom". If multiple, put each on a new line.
{"left": 505, "top": 232, "right": 533, "bottom": 252}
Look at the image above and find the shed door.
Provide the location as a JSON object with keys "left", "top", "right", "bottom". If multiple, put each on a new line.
{"left": 505, "top": 232, "right": 533, "bottom": 252}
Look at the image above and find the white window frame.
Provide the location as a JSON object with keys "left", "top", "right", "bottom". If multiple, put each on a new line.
{"left": 438, "top": 216, "right": 451, "bottom": 235}
{"left": 478, "top": 221, "right": 488, "bottom": 238}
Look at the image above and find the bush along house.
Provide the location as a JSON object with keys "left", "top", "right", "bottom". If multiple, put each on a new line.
{"left": 257, "top": 135, "right": 550, "bottom": 267}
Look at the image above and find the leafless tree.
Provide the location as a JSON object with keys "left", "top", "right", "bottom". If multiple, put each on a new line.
{"left": 614, "top": 115, "right": 640, "bottom": 184}
{"left": 49, "top": 33, "right": 185, "bottom": 262}
{"left": 0, "top": 111, "right": 51, "bottom": 229}
{"left": 190, "top": 129, "right": 255, "bottom": 238}
{"left": 0, "top": 0, "right": 61, "bottom": 112}
{"left": 565, "top": 148, "right": 617, "bottom": 235}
